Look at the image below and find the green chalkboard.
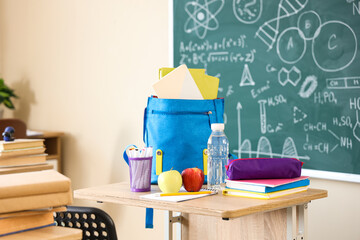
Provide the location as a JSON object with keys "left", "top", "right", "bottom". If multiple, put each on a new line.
{"left": 172, "top": 0, "right": 360, "bottom": 181}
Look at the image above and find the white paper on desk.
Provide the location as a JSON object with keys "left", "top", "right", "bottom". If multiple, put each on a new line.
{"left": 152, "top": 64, "right": 203, "bottom": 99}
{"left": 140, "top": 189, "right": 217, "bottom": 202}
{"left": 26, "top": 129, "right": 43, "bottom": 136}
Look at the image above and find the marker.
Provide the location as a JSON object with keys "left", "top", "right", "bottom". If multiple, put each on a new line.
{"left": 159, "top": 191, "right": 213, "bottom": 197}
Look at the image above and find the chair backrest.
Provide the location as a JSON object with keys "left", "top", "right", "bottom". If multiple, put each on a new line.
{"left": 54, "top": 206, "right": 118, "bottom": 240}
{"left": 0, "top": 118, "right": 27, "bottom": 139}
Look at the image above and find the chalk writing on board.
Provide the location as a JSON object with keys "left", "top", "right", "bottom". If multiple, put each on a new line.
{"left": 235, "top": 134, "right": 310, "bottom": 160}
{"left": 234, "top": 100, "right": 310, "bottom": 160}
{"left": 354, "top": 110, "right": 360, "bottom": 141}
{"left": 251, "top": 80, "right": 270, "bottom": 99}
{"left": 236, "top": 102, "right": 242, "bottom": 158}
{"left": 326, "top": 77, "right": 360, "bottom": 90}
{"left": 313, "top": 91, "right": 338, "bottom": 105}
{"left": 276, "top": 27, "right": 307, "bottom": 64}
{"left": 184, "top": 0, "right": 225, "bottom": 39}
{"left": 303, "top": 134, "right": 330, "bottom": 154}
{"left": 298, "top": 75, "right": 317, "bottom": 98}
{"left": 349, "top": 98, "right": 360, "bottom": 110}
{"left": 351, "top": 1, "right": 360, "bottom": 15}
{"left": 297, "top": 11, "right": 321, "bottom": 40}
{"left": 266, "top": 64, "right": 277, "bottom": 73}
{"left": 226, "top": 85, "right": 234, "bottom": 97}
{"left": 239, "top": 64, "right": 255, "bottom": 86}
{"left": 312, "top": 20, "right": 357, "bottom": 72}
{"left": 273, "top": 11, "right": 358, "bottom": 72}
{"left": 293, "top": 106, "right": 307, "bottom": 124}
{"left": 173, "top": 0, "right": 360, "bottom": 179}
{"left": 255, "top": 0, "right": 308, "bottom": 51}
{"left": 233, "top": 0, "right": 263, "bottom": 24}
{"left": 278, "top": 66, "right": 301, "bottom": 87}
{"left": 332, "top": 116, "right": 353, "bottom": 129}
{"left": 258, "top": 100, "right": 266, "bottom": 134}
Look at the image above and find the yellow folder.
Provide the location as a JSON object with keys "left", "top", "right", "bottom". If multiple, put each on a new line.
{"left": 159, "top": 67, "right": 219, "bottom": 99}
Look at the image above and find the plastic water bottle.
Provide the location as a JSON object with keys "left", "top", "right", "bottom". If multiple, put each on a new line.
{"left": 207, "top": 123, "right": 229, "bottom": 190}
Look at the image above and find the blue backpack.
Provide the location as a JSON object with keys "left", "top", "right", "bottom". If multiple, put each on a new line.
{"left": 143, "top": 96, "right": 225, "bottom": 184}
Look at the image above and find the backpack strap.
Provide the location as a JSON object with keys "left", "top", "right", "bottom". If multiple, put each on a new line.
{"left": 145, "top": 208, "right": 154, "bottom": 229}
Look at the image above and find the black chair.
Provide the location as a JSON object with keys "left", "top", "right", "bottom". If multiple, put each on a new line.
{"left": 54, "top": 206, "right": 118, "bottom": 240}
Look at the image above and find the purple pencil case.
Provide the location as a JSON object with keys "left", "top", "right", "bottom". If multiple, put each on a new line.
{"left": 225, "top": 158, "right": 303, "bottom": 180}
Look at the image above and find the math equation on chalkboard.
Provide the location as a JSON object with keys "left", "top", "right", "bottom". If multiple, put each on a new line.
{"left": 173, "top": 0, "right": 360, "bottom": 180}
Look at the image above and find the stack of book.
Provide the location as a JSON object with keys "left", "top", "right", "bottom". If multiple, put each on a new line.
{"left": 223, "top": 176, "right": 310, "bottom": 200}
{"left": 0, "top": 139, "right": 50, "bottom": 174}
{"left": 0, "top": 225, "right": 82, "bottom": 240}
{"left": 0, "top": 170, "right": 73, "bottom": 237}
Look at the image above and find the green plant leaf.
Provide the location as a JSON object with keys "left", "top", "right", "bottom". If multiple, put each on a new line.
{"left": 1, "top": 90, "right": 17, "bottom": 98}
{"left": 0, "top": 92, "right": 10, "bottom": 98}
{"left": 3, "top": 99, "right": 14, "bottom": 109}
{"left": 0, "top": 79, "right": 18, "bottom": 109}
{"left": 0, "top": 78, "right": 18, "bottom": 109}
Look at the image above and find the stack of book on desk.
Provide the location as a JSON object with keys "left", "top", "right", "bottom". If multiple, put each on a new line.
{"left": 0, "top": 139, "right": 50, "bottom": 174}
{"left": 223, "top": 176, "right": 310, "bottom": 199}
{"left": 0, "top": 170, "right": 73, "bottom": 237}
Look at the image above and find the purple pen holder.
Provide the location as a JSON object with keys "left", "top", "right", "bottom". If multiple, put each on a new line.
{"left": 128, "top": 156, "right": 152, "bottom": 192}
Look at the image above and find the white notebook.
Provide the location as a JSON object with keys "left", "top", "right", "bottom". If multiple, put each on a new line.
{"left": 140, "top": 188, "right": 217, "bottom": 202}
{"left": 152, "top": 64, "right": 203, "bottom": 99}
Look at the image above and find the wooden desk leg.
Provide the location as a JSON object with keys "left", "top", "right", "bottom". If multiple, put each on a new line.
{"left": 287, "top": 203, "right": 309, "bottom": 240}
{"left": 298, "top": 203, "right": 308, "bottom": 240}
{"left": 287, "top": 206, "right": 297, "bottom": 240}
{"left": 165, "top": 211, "right": 182, "bottom": 240}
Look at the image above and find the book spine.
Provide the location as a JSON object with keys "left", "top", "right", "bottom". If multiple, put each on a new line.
{"left": 225, "top": 184, "right": 265, "bottom": 192}
{"left": 0, "top": 190, "right": 73, "bottom": 214}
{"left": 1, "top": 141, "right": 44, "bottom": 151}
{"left": 0, "top": 211, "right": 55, "bottom": 235}
{"left": 0, "top": 179, "right": 70, "bottom": 199}
{"left": 222, "top": 191, "right": 268, "bottom": 200}
{"left": 0, "top": 147, "right": 46, "bottom": 158}
{"left": 0, "top": 223, "right": 56, "bottom": 237}
{"left": 0, "top": 154, "right": 47, "bottom": 167}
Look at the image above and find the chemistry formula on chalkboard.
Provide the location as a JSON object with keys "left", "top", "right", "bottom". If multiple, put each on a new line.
{"left": 173, "top": 0, "right": 360, "bottom": 181}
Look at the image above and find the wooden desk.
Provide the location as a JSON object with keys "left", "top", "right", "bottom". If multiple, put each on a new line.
{"left": 27, "top": 131, "right": 64, "bottom": 173}
{"left": 74, "top": 182, "right": 327, "bottom": 240}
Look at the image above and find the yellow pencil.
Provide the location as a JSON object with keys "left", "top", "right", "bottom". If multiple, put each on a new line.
{"left": 160, "top": 191, "right": 213, "bottom": 197}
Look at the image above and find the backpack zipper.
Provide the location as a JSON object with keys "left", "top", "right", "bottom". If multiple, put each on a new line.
{"left": 151, "top": 110, "right": 213, "bottom": 115}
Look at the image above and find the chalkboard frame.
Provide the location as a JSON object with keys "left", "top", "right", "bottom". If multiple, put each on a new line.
{"left": 168, "top": 0, "right": 360, "bottom": 183}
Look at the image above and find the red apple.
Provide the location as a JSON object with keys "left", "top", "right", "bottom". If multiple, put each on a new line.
{"left": 181, "top": 167, "right": 205, "bottom": 192}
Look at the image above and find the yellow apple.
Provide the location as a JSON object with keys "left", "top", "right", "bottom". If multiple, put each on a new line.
{"left": 158, "top": 170, "right": 182, "bottom": 193}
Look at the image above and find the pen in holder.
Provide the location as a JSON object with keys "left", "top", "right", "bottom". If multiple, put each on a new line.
{"left": 127, "top": 147, "right": 153, "bottom": 192}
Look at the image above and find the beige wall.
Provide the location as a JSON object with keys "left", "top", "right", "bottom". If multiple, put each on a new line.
{"left": 0, "top": 1, "right": 359, "bottom": 239}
